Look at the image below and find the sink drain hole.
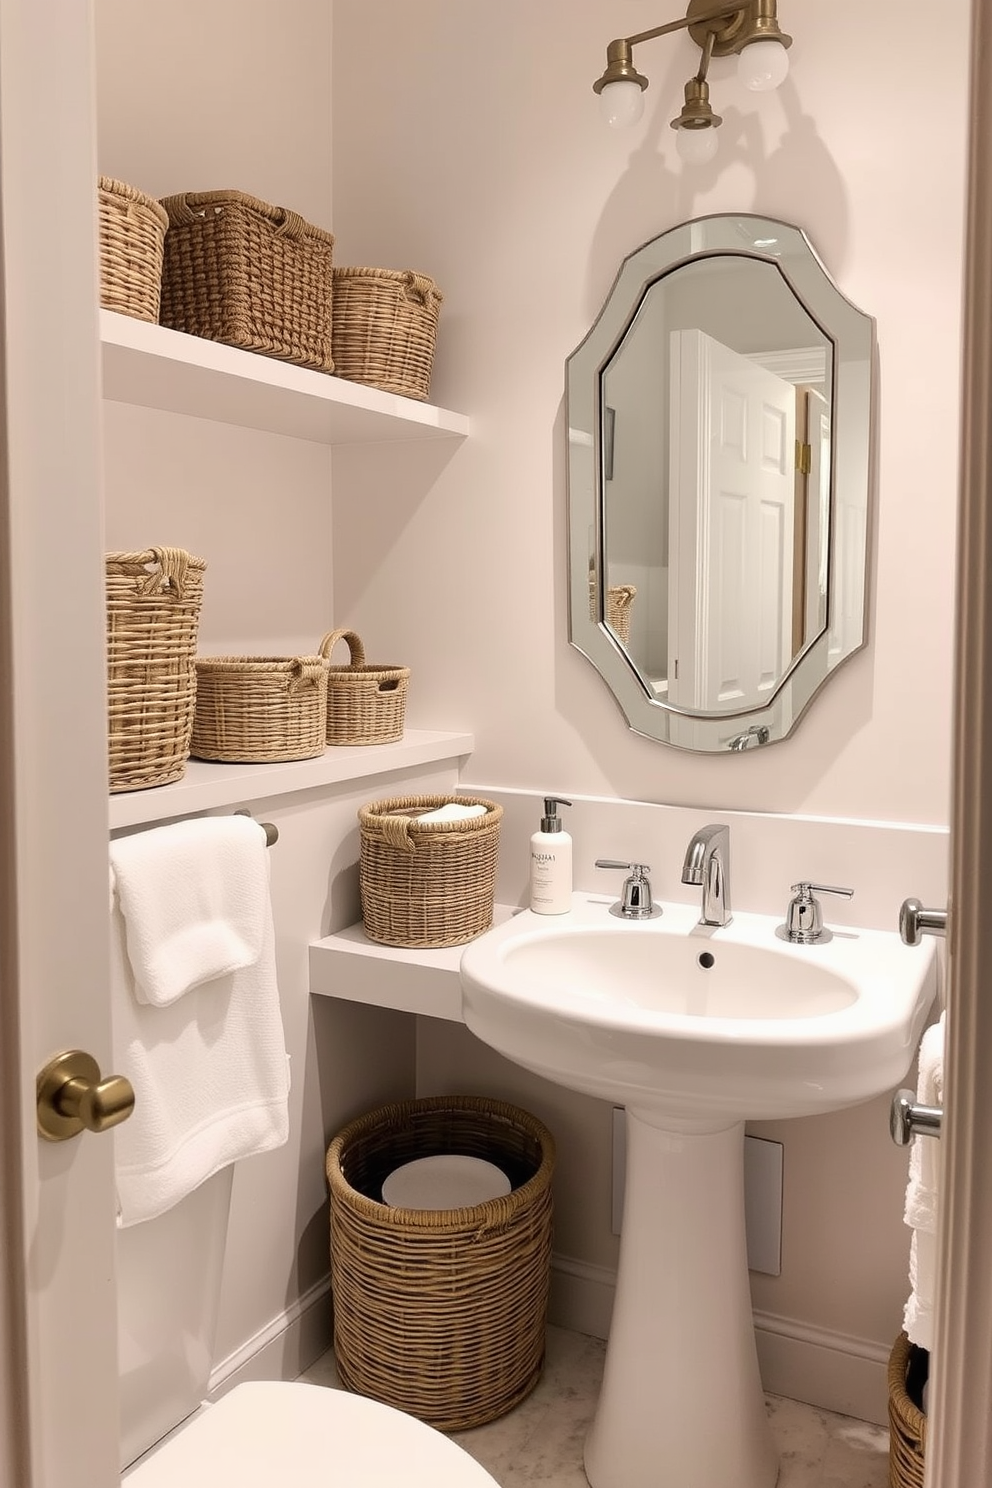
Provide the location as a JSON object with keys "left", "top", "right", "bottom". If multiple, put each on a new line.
{"left": 697, "top": 951, "right": 716, "bottom": 970}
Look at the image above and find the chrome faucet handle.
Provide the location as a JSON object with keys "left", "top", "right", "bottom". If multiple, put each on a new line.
{"left": 595, "top": 860, "right": 660, "bottom": 920}
{"left": 899, "top": 898, "right": 948, "bottom": 946}
{"left": 779, "top": 881, "right": 854, "bottom": 945}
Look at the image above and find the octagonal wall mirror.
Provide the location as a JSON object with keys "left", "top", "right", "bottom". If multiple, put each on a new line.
{"left": 567, "top": 214, "right": 875, "bottom": 753}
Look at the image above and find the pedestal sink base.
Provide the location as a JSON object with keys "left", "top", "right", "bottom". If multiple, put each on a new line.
{"left": 583, "top": 1112, "right": 778, "bottom": 1488}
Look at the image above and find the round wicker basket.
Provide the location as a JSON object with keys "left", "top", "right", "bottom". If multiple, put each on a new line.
{"left": 358, "top": 794, "right": 502, "bottom": 948}
{"left": 887, "top": 1331, "right": 927, "bottom": 1488}
{"left": 326, "top": 1095, "right": 555, "bottom": 1432}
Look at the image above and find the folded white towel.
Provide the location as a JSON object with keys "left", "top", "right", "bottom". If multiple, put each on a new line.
{"left": 110, "top": 816, "right": 268, "bottom": 1006}
{"left": 109, "top": 834, "right": 290, "bottom": 1228}
{"left": 902, "top": 1011, "right": 945, "bottom": 1350}
{"left": 418, "top": 803, "right": 487, "bottom": 823}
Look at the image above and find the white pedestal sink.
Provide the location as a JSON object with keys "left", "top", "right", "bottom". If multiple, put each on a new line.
{"left": 459, "top": 894, "right": 938, "bottom": 1488}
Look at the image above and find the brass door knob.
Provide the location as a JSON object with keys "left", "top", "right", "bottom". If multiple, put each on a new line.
{"left": 36, "top": 1049, "right": 135, "bottom": 1142}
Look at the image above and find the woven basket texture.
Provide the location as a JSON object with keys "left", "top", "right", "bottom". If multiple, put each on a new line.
{"left": 158, "top": 189, "right": 335, "bottom": 372}
{"left": 98, "top": 177, "right": 169, "bottom": 323}
{"left": 589, "top": 577, "right": 637, "bottom": 646}
{"left": 106, "top": 547, "right": 206, "bottom": 793}
{"left": 318, "top": 628, "right": 409, "bottom": 746}
{"left": 332, "top": 267, "right": 442, "bottom": 400}
{"left": 326, "top": 1095, "right": 555, "bottom": 1432}
{"left": 191, "top": 655, "right": 329, "bottom": 763}
{"left": 358, "top": 794, "right": 502, "bottom": 948}
{"left": 887, "top": 1331, "right": 926, "bottom": 1488}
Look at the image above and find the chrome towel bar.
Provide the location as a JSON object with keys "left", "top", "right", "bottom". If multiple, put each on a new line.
{"left": 233, "top": 808, "right": 278, "bottom": 846}
{"left": 890, "top": 1087, "right": 942, "bottom": 1145}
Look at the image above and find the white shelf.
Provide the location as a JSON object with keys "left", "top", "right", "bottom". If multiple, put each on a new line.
{"left": 100, "top": 310, "right": 470, "bottom": 445}
{"left": 108, "top": 728, "right": 475, "bottom": 830}
{"left": 309, "top": 904, "right": 519, "bottom": 1023}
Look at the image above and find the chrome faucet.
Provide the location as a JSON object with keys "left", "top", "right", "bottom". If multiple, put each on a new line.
{"left": 680, "top": 824, "right": 732, "bottom": 927}
{"left": 595, "top": 859, "right": 661, "bottom": 920}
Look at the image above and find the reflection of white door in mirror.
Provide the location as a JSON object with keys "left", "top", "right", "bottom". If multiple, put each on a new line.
{"left": 667, "top": 329, "right": 795, "bottom": 713}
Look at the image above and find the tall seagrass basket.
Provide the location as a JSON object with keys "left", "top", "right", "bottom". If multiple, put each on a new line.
{"left": 887, "top": 1331, "right": 927, "bottom": 1488}
{"left": 106, "top": 546, "right": 206, "bottom": 792}
{"left": 358, "top": 794, "right": 501, "bottom": 948}
{"left": 326, "top": 1095, "right": 555, "bottom": 1432}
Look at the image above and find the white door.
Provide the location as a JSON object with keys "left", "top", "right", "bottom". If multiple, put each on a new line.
{"left": 0, "top": 2, "right": 122, "bottom": 1485}
{"left": 668, "top": 328, "right": 796, "bottom": 711}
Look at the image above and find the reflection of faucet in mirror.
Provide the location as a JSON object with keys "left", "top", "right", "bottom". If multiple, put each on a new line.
{"left": 727, "top": 724, "right": 771, "bottom": 751}
{"left": 680, "top": 823, "right": 732, "bottom": 927}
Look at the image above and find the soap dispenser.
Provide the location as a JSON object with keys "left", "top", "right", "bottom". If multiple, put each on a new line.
{"left": 530, "top": 797, "right": 573, "bottom": 915}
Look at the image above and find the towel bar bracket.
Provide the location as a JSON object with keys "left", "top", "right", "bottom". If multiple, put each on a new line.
{"left": 890, "top": 1087, "right": 943, "bottom": 1146}
{"left": 233, "top": 808, "right": 278, "bottom": 846}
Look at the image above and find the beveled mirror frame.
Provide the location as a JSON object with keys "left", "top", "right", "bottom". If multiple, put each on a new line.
{"left": 567, "top": 213, "right": 876, "bottom": 753}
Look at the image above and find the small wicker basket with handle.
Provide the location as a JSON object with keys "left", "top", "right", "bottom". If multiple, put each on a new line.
{"left": 191, "top": 654, "right": 329, "bottom": 763}
{"left": 318, "top": 629, "right": 409, "bottom": 746}
{"left": 331, "top": 267, "right": 442, "bottom": 400}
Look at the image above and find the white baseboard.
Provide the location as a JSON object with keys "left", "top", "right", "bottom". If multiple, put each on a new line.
{"left": 548, "top": 1254, "right": 889, "bottom": 1428}
{"left": 207, "top": 1277, "right": 333, "bottom": 1399}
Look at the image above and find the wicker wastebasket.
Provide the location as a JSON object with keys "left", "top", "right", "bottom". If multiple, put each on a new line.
{"left": 887, "top": 1331, "right": 927, "bottom": 1488}
{"left": 326, "top": 1095, "right": 555, "bottom": 1432}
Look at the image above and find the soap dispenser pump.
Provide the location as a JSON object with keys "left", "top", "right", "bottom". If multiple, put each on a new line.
{"left": 530, "top": 796, "right": 573, "bottom": 915}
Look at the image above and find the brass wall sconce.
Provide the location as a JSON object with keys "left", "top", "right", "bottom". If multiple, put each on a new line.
{"left": 593, "top": 0, "right": 791, "bottom": 162}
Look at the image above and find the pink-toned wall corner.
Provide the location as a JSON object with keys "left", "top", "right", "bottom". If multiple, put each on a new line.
{"left": 330, "top": 0, "right": 969, "bottom": 827}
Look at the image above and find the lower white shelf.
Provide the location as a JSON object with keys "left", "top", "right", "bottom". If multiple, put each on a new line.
{"left": 309, "top": 904, "right": 519, "bottom": 1023}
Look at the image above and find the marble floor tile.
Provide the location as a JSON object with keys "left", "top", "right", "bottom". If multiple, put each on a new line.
{"left": 299, "top": 1324, "right": 892, "bottom": 1487}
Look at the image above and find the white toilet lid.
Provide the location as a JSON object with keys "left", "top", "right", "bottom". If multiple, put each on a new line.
{"left": 125, "top": 1380, "right": 501, "bottom": 1487}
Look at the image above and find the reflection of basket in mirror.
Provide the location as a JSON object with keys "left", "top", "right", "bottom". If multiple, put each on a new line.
{"left": 589, "top": 575, "right": 637, "bottom": 646}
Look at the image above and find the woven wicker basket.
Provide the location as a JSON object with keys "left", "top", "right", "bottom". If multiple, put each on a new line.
{"left": 158, "top": 189, "right": 335, "bottom": 372}
{"left": 888, "top": 1332, "right": 927, "bottom": 1488}
{"left": 106, "top": 547, "right": 206, "bottom": 793}
{"left": 358, "top": 794, "right": 501, "bottom": 948}
{"left": 326, "top": 1095, "right": 555, "bottom": 1432}
{"left": 98, "top": 177, "right": 169, "bottom": 323}
{"left": 332, "top": 267, "right": 442, "bottom": 400}
{"left": 318, "top": 629, "right": 409, "bottom": 746}
{"left": 589, "top": 576, "right": 637, "bottom": 646}
{"left": 190, "top": 655, "right": 329, "bottom": 763}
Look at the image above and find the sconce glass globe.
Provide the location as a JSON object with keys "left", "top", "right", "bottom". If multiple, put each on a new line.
{"left": 675, "top": 126, "right": 719, "bottom": 165}
{"left": 737, "top": 39, "right": 790, "bottom": 92}
{"left": 599, "top": 80, "right": 645, "bottom": 128}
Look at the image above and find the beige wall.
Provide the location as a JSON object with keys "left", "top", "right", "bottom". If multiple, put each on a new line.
{"left": 330, "top": 0, "right": 967, "bottom": 826}
{"left": 94, "top": 0, "right": 968, "bottom": 1427}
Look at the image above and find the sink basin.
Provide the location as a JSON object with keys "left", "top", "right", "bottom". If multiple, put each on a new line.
{"left": 459, "top": 892, "right": 938, "bottom": 1488}
{"left": 460, "top": 893, "right": 937, "bottom": 1122}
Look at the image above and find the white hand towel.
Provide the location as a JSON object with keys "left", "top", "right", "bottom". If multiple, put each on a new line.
{"left": 109, "top": 842, "right": 290, "bottom": 1228}
{"left": 110, "top": 815, "right": 268, "bottom": 1006}
{"left": 902, "top": 1011, "right": 945, "bottom": 1350}
{"left": 417, "top": 803, "right": 488, "bottom": 823}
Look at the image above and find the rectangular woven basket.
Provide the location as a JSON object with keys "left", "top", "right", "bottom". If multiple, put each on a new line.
{"left": 158, "top": 189, "right": 335, "bottom": 372}
{"left": 358, "top": 794, "right": 501, "bottom": 948}
{"left": 98, "top": 177, "right": 169, "bottom": 323}
{"left": 331, "top": 267, "right": 442, "bottom": 400}
{"left": 318, "top": 628, "right": 409, "bottom": 746}
{"left": 326, "top": 1095, "right": 555, "bottom": 1432}
{"left": 887, "top": 1331, "right": 926, "bottom": 1488}
{"left": 191, "top": 655, "right": 329, "bottom": 763}
{"left": 106, "top": 547, "right": 206, "bottom": 793}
